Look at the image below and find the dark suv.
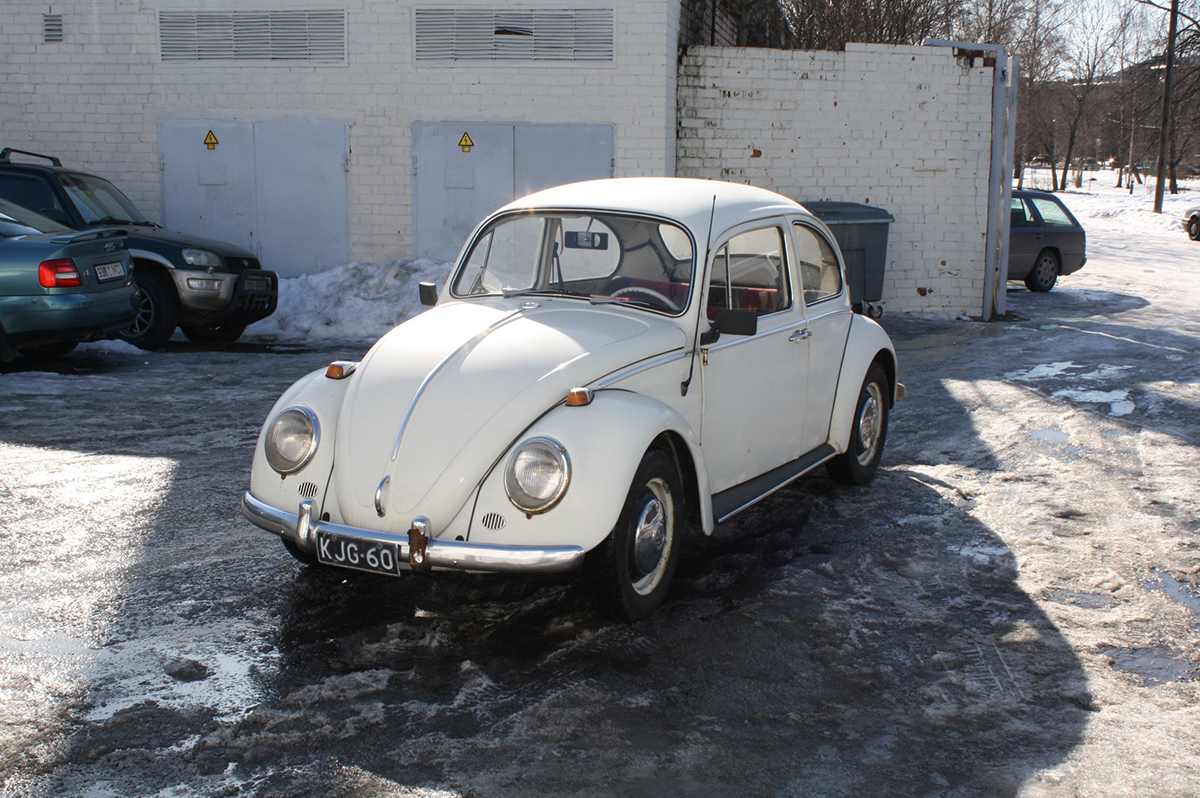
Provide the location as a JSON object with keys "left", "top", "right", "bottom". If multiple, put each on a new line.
{"left": 0, "top": 148, "right": 278, "bottom": 348}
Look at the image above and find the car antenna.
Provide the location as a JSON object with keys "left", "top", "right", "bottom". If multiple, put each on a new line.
{"left": 681, "top": 193, "right": 717, "bottom": 397}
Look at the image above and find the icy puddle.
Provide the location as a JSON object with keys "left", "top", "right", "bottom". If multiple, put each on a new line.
{"left": 1105, "top": 572, "right": 1200, "bottom": 684}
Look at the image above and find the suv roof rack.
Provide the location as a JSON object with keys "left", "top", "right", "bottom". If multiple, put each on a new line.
{"left": 0, "top": 148, "right": 63, "bottom": 167}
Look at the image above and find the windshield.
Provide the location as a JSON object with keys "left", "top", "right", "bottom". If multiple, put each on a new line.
{"left": 0, "top": 197, "right": 70, "bottom": 237}
{"left": 451, "top": 212, "right": 695, "bottom": 315}
{"left": 56, "top": 172, "right": 150, "bottom": 225}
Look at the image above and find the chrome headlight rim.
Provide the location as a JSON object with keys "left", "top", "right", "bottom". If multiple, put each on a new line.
{"left": 264, "top": 405, "right": 320, "bottom": 475}
{"left": 504, "top": 436, "right": 571, "bottom": 514}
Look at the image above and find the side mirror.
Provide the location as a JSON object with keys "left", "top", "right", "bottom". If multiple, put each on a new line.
{"left": 699, "top": 309, "right": 758, "bottom": 346}
{"left": 418, "top": 281, "right": 438, "bottom": 307}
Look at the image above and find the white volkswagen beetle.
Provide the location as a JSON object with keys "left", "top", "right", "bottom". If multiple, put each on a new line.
{"left": 242, "top": 178, "right": 902, "bottom": 620}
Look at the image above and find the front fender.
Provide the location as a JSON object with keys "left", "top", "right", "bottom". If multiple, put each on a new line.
{"left": 248, "top": 367, "right": 353, "bottom": 531}
{"left": 828, "top": 314, "right": 898, "bottom": 454}
{"left": 467, "top": 390, "right": 710, "bottom": 552}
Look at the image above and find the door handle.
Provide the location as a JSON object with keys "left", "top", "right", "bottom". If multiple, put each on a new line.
{"left": 789, "top": 328, "right": 812, "bottom": 342}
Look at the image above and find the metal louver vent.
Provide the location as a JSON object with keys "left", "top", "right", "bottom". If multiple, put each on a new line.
{"left": 43, "top": 15, "right": 64, "bottom": 43}
{"left": 480, "top": 512, "right": 507, "bottom": 530}
{"left": 415, "top": 8, "right": 614, "bottom": 62}
{"left": 159, "top": 10, "right": 347, "bottom": 63}
{"left": 298, "top": 482, "right": 320, "bottom": 499}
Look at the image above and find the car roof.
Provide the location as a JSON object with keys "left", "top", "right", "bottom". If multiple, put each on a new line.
{"left": 1012, "top": 189, "right": 1063, "bottom": 201}
{"left": 498, "top": 178, "right": 813, "bottom": 240}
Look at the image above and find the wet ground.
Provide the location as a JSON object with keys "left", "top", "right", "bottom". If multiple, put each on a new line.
{"left": 1, "top": 259, "right": 1199, "bottom": 796}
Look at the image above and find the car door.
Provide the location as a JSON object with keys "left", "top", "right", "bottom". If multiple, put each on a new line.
{"left": 791, "top": 221, "right": 853, "bottom": 451}
{"left": 1026, "top": 195, "right": 1086, "bottom": 271}
{"left": 1008, "top": 196, "right": 1039, "bottom": 278}
{"left": 699, "top": 221, "right": 809, "bottom": 493}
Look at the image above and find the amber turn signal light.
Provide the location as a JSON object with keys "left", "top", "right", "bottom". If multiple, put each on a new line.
{"left": 566, "top": 388, "right": 593, "bottom": 407}
{"left": 325, "top": 361, "right": 358, "bottom": 380}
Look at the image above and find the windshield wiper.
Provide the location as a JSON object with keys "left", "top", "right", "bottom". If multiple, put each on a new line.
{"left": 94, "top": 216, "right": 140, "bottom": 226}
{"left": 501, "top": 288, "right": 589, "bottom": 299}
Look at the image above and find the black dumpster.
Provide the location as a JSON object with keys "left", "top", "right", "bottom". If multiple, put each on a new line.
{"left": 803, "top": 201, "right": 894, "bottom": 317}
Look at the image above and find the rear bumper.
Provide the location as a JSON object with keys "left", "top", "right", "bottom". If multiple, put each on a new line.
{"left": 241, "top": 491, "right": 586, "bottom": 574}
{"left": 0, "top": 284, "right": 139, "bottom": 345}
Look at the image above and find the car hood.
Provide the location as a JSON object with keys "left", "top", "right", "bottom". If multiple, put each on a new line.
{"left": 332, "top": 299, "right": 688, "bottom": 532}
{"left": 119, "top": 225, "right": 259, "bottom": 261}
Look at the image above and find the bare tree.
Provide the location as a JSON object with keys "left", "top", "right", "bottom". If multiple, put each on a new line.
{"left": 1053, "top": 7, "right": 1124, "bottom": 189}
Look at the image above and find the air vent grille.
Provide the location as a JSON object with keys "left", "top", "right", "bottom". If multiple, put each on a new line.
{"left": 480, "top": 512, "right": 507, "bottom": 530}
{"left": 43, "top": 15, "right": 64, "bottom": 43}
{"left": 298, "top": 481, "right": 320, "bottom": 499}
{"left": 159, "top": 9, "right": 347, "bottom": 63}
{"left": 414, "top": 8, "right": 614, "bottom": 62}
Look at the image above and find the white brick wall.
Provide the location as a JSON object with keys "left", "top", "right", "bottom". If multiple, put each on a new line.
{"left": 677, "top": 43, "right": 997, "bottom": 315}
{"left": 2, "top": 0, "right": 680, "bottom": 264}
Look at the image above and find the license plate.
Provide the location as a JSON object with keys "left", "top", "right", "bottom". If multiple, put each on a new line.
{"left": 95, "top": 262, "right": 126, "bottom": 282}
{"left": 316, "top": 530, "right": 400, "bottom": 576}
{"left": 243, "top": 277, "right": 269, "bottom": 292}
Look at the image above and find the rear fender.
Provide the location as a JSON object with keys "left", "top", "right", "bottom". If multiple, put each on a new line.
{"left": 828, "top": 314, "right": 897, "bottom": 454}
{"left": 468, "top": 389, "right": 711, "bottom": 551}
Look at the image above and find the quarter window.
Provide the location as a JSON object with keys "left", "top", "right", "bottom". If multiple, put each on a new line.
{"left": 793, "top": 224, "right": 842, "bottom": 305}
{"left": 707, "top": 226, "right": 790, "bottom": 318}
{"left": 1029, "top": 197, "right": 1075, "bottom": 227}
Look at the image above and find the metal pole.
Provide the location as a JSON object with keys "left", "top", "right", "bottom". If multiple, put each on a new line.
{"left": 1155, "top": 0, "right": 1179, "bottom": 213}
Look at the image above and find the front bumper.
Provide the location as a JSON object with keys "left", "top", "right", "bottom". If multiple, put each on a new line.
{"left": 241, "top": 491, "right": 585, "bottom": 574}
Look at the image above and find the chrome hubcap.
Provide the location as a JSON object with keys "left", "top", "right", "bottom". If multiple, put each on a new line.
{"left": 855, "top": 383, "right": 883, "bottom": 467}
{"left": 631, "top": 478, "right": 672, "bottom": 596}
{"left": 125, "top": 291, "right": 154, "bottom": 335}
{"left": 1036, "top": 257, "right": 1055, "bottom": 283}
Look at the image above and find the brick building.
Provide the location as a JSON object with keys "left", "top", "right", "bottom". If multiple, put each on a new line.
{"left": 1, "top": 1, "right": 1014, "bottom": 315}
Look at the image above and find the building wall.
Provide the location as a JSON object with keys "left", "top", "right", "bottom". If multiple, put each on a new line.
{"left": 677, "top": 43, "right": 996, "bottom": 315}
{"left": 2, "top": 0, "right": 681, "bottom": 265}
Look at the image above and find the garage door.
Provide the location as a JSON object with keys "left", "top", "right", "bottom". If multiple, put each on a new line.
{"left": 413, "top": 122, "right": 615, "bottom": 262}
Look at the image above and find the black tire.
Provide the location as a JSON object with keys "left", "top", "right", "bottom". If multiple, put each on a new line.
{"left": 585, "top": 448, "right": 682, "bottom": 622}
{"left": 181, "top": 323, "right": 247, "bottom": 344}
{"left": 283, "top": 538, "right": 321, "bottom": 566}
{"left": 17, "top": 340, "right": 78, "bottom": 361}
{"left": 1188, "top": 216, "right": 1200, "bottom": 241}
{"left": 1024, "top": 250, "right": 1059, "bottom": 292}
{"left": 119, "top": 269, "right": 179, "bottom": 350}
{"left": 827, "top": 363, "right": 889, "bottom": 486}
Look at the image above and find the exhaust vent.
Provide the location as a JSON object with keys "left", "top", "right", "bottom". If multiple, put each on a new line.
{"left": 43, "top": 15, "right": 64, "bottom": 43}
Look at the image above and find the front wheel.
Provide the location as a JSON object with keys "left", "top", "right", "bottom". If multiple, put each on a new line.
{"left": 1025, "top": 250, "right": 1059, "bottom": 292}
{"left": 119, "top": 270, "right": 179, "bottom": 350}
{"left": 827, "top": 363, "right": 889, "bottom": 486}
{"left": 1188, "top": 216, "right": 1200, "bottom": 241}
{"left": 585, "top": 448, "right": 681, "bottom": 622}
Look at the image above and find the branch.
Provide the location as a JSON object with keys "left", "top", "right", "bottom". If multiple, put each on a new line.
{"left": 1132, "top": 0, "right": 1200, "bottom": 31}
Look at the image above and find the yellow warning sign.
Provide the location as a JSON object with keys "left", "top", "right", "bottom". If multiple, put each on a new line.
{"left": 458, "top": 132, "right": 474, "bottom": 152}
{"left": 204, "top": 130, "right": 219, "bottom": 150}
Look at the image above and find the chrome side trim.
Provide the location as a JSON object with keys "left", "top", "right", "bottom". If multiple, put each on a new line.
{"left": 241, "top": 492, "right": 585, "bottom": 574}
{"left": 596, "top": 350, "right": 688, "bottom": 389}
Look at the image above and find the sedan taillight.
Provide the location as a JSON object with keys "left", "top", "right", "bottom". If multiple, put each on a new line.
{"left": 39, "top": 259, "right": 82, "bottom": 288}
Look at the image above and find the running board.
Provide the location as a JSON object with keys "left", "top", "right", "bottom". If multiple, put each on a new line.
{"left": 711, "top": 444, "right": 836, "bottom": 523}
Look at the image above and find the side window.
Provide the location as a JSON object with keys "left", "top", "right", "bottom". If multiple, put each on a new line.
{"left": 793, "top": 224, "right": 843, "bottom": 305}
{"left": 708, "top": 226, "right": 790, "bottom": 318}
{"left": 1010, "top": 197, "right": 1031, "bottom": 228}
{"left": 0, "top": 175, "right": 64, "bottom": 217}
{"left": 1029, "top": 197, "right": 1075, "bottom": 227}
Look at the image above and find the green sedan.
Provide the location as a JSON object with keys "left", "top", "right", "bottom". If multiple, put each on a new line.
{"left": 0, "top": 198, "right": 139, "bottom": 362}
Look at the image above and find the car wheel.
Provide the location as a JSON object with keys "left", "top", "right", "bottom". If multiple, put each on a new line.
{"left": 585, "top": 448, "right": 681, "bottom": 622}
{"left": 1024, "top": 250, "right": 1059, "bottom": 292}
{"left": 119, "top": 269, "right": 179, "bottom": 350}
{"left": 1188, "top": 216, "right": 1200, "bottom": 241}
{"left": 826, "top": 363, "right": 889, "bottom": 486}
{"left": 181, "top": 323, "right": 247, "bottom": 344}
{"left": 17, "top": 340, "right": 78, "bottom": 361}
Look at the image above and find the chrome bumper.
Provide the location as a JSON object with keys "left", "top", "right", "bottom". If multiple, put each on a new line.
{"left": 240, "top": 491, "right": 585, "bottom": 574}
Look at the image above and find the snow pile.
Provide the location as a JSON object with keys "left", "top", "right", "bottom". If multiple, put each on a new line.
{"left": 248, "top": 258, "right": 452, "bottom": 340}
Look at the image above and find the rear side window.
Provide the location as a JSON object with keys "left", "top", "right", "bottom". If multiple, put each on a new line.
{"left": 1010, "top": 197, "right": 1033, "bottom": 228}
{"left": 0, "top": 174, "right": 64, "bottom": 217}
{"left": 793, "top": 224, "right": 842, "bottom": 305}
{"left": 707, "top": 226, "right": 790, "bottom": 318}
{"left": 1030, "top": 197, "right": 1075, "bottom": 228}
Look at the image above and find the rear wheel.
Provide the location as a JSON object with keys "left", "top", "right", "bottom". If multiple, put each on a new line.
{"left": 119, "top": 269, "right": 178, "bottom": 350}
{"left": 17, "top": 341, "right": 78, "bottom": 361}
{"left": 1188, "top": 216, "right": 1200, "bottom": 241}
{"left": 181, "top": 323, "right": 246, "bottom": 344}
{"left": 827, "top": 363, "right": 889, "bottom": 486}
{"left": 1025, "top": 250, "right": 1059, "bottom": 292}
{"left": 585, "top": 448, "right": 681, "bottom": 622}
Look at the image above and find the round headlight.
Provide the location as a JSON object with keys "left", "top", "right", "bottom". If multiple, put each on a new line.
{"left": 264, "top": 406, "right": 320, "bottom": 474}
{"left": 504, "top": 437, "right": 570, "bottom": 513}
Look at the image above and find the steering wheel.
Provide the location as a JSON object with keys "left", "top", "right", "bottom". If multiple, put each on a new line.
{"left": 610, "top": 286, "right": 680, "bottom": 311}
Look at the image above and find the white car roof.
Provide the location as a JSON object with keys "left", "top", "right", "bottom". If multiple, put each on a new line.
{"left": 499, "top": 177, "right": 812, "bottom": 241}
